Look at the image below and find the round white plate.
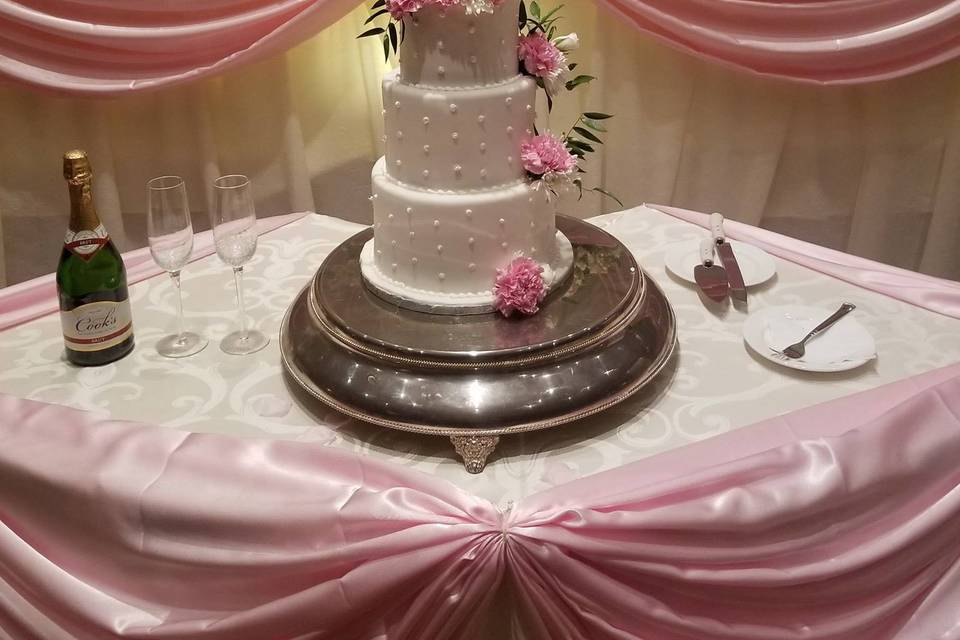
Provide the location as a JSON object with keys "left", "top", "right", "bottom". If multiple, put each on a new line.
{"left": 743, "top": 305, "right": 877, "bottom": 372}
{"left": 665, "top": 238, "right": 777, "bottom": 287}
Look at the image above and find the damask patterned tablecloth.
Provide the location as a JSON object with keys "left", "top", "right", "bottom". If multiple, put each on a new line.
{"left": 1, "top": 206, "right": 958, "bottom": 505}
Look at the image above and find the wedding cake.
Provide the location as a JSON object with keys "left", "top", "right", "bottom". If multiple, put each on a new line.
{"left": 359, "top": 0, "right": 574, "bottom": 312}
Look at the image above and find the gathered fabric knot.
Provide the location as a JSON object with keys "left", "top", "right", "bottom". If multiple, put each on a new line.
{"left": 496, "top": 499, "right": 515, "bottom": 543}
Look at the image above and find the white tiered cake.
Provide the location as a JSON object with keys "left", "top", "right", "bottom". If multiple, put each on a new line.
{"left": 360, "top": 0, "right": 573, "bottom": 312}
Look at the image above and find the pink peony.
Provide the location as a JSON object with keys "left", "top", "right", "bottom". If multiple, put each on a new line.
{"left": 518, "top": 32, "right": 565, "bottom": 80}
{"left": 494, "top": 257, "right": 547, "bottom": 317}
{"left": 387, "top": 0, "right": 424, "bottom": 19}
{"left": 520, "top": 133, "right": 577, "bottom": 177}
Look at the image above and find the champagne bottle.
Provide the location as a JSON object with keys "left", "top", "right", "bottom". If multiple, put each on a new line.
{"left": 56, "top": 150, "right": 135, "bottom": 366}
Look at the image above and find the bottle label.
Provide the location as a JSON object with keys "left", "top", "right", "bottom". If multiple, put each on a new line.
{"left": 60, "top": 300, "right": 133, "bottom": 352}
{"left": 64, "top": 224, "right": 109, "bottom": 260}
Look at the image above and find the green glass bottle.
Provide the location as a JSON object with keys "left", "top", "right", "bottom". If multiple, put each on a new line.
{"left": 56, "top": 150, "right": 135, "bottom": 366}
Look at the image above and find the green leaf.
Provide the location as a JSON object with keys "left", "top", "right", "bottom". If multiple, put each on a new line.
{"left": 565, "top": 75, "right": 595, "bottom": 91}
{"left": 567, "top": 139, "right": 595, "bottom": 153}
{"left": 371, "top": 0, "right": 386, "bottom": 8}
{"left": 357, "top": 27, "right": 385, "bottom": 39}
{"left": 365, "top": 9, "right": 388, "bottom": 24}
{"left": 583, "top": 112, "right": 613, "bottom": 120}
{"left": 592, "top": 187, "right": 624, "bottom": 207}
{"left": 530, "top": 1, "right": 540, "bottom": 18}
{"left": 518, "top": 1, "right": 527, "bottom": 28}
{"left": 382, "top": 34, "right": 390, "bottom": 61}
{"left": 568, "top": 63, "right": 578, "bottom": 71}
{"left": 582, "top": 118, "right": 607, "bottom": 132}
{"left": 568, "top": 146, "right": 586, "bottom": 158}
{"left": 388, "top": 22, "right": 398, "bottom": 53}
{"left": 573, "top": 126, "right": 603, "bottom": 143}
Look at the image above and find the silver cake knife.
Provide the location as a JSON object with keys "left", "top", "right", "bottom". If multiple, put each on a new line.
{"left": 710, "top": 213, "right": 747, "bottom": 304}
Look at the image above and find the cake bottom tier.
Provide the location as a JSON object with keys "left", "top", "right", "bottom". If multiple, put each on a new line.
{"left": 361, "top": 158, "right": 574, "bottom": 312}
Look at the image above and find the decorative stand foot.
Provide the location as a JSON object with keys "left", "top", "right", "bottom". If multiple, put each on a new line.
{"left": 451, "top": 435, "right": 500, "bottom": 474}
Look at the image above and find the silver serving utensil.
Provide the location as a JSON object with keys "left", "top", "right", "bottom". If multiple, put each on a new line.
{"left": 693, "top": 238, "right": 729, "bottom": 303}
{"left": 781, "top": 303, "right": 856, "bottom": 359}
{"left": 711, "top": 213, "right": 747, "bottom": 304}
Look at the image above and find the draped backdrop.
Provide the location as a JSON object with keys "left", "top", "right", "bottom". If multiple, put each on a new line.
{"left": 1, "top": 0, "right": 960, "bottom": 284}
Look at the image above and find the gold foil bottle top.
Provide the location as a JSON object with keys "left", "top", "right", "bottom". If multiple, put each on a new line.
{"left": 63, "top": 150, "right": 92, "bottom": 185}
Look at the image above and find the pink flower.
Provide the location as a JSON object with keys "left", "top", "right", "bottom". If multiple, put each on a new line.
{"left": 520, "top": 133, "right": 577, "bottom": 177}
{"left": 494, "top": 257, "right": 547, "bottom": 317}
{"left": 518, "top": 32, "right": 566, "bottom": 80}
{"left": 387, "top": 0, "right": 424, "bottom": 19}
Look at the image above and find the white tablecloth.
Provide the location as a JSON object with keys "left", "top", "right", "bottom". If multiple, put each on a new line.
{"left": 2, "top": 206, "right": 959, "bottom": 504}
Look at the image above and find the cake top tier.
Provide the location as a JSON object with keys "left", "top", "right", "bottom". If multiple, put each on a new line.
{"left": 399, "top": 0, "right": 521, "bottom": 89}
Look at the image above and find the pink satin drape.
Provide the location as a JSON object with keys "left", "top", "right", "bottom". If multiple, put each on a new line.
{"left": 3, "top": 363, "right": 960, "bottom": 639}
{"left": 3, "top": 0, "right": 960, "bottom": 94}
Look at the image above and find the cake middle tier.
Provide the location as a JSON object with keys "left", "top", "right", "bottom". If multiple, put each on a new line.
{"left": 382, "top": 70, "right": 537, "bottom": 191}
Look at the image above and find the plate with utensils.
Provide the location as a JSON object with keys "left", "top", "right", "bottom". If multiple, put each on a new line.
{"left": 743, "top": 303, "right": 877, "bottom": 372}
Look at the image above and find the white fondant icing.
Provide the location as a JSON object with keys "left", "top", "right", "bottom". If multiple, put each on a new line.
{"left": 400, "top": 0, "right": 521, "bottom": 88}
{"left": 382, "top": 71, "right": 536, "bottom": 190}
{"left": 369, "top": 158, "right": 571, "bottom": 297}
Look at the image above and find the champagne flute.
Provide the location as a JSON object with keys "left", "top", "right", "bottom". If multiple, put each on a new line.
{"left": 211, "top": 175, "right": 268, "bottom": 355}
{"left": 147, "top": 176, "right": 208, "bottom": 358}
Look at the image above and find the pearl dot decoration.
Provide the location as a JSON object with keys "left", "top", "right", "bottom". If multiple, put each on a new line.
{"left": 395, "top": 160, "right": 403, "bottom": 168}
{"left": 423, "top": 145, "right": 431, "bottom": 154}
{"left": 388, "top": 213, "right": 395, "bottom": 221}
{"left": 449, "top": 104, "right": 458, "bottom": 114}
{"left": 437, "top": 40, "right": 445, "bottom": 50}
{"left": 505, "top": 97, "right": 513, "bottom": 107}
{"left": 526, "top": 104, "right": 533, "bottom": 112}
{"left": 469, "top": 56, "right": 478, "bottom": 64}
{"left": 437, "top": 245, "right": 444, "bottom": 254}
{"left": 454, "top": 165, "right": 463, "bottom": 176}
{"left": 406, "top": 207, "right": 414, "bottom": 215}
{"left": 438, "top": 272, "right": 446, "bottom": 281}
{"left": 423, "top": 117, "right": 430, "bottom": 126}
{"left": 409, "top": 231, "right": 416, "bottom": 239}
{"left": 437, "top": 66, "right": 446, "bottom": 76}
{"left": 468, "top": 237, "right": 476, "bottom": 247}
{"left": 391, "top": 240, "right": 397, "bottom": 247}
{"left": 434, "top": 219, "right": 441, "bottom": 228}
{"left": 468, "top": 263, "right": 477, "bottom": 272}
{"left": 394, "top": 101, "right": 401, "bottom": 109}
{"left": 480, "top": 169, "right": 488, "bottom": 179}
{"left": 499, "top": 218, "right": 505, "bottom": 226}
{"left": 506, "top": 126, "right": 514, "bottom": 135}
{"left": 501, "top": 242, "right": 509, "bottom": 250}
{"left": 465, "top": 209, "right": 473, "bottom": 218}
{"left": 423, "top": 170, "right": 430, "bottom": 179}
{"left": 480, "top": 143, "right": 487, "bottom": 153}
{"left": 507, "top": 156, "right": 514, "bottom": 164}
{"left": 391, "top": 263, "right": 398, "bottom": 271}
{"left": 411, "top": 257, "right": 418, "bottom": 265}
{"left": 377, "top": 249, "right": 382, "bottom": 256}
{"left": 396, "top": 131, "right": 403, "bottom": 140}
{"left": 478, "top": 115, "right": 486, "bottom": 124}
{"left": 468, "top": 25, "right": 476, "bottom": 35}
{"left": 451, "top": 132, "right": 460, "bottom": 141}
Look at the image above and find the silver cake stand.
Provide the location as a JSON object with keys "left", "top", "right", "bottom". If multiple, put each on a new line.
{"left": 280, "top": 216, "right": 677, "bottom": 473}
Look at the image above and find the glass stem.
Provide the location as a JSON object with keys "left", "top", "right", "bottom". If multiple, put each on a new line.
{"left": 171, "top": 270, "right": 185, "bottom": 343}
{"left": 233, "top": 266, "right": 248, "bottom": 340}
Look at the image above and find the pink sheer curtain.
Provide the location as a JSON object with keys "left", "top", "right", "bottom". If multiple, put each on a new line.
{"left": 2, "top": 363, "right": 960, "bottom": 639}
{"left": 2, "top": 0, "right": 960, "bottom": 94}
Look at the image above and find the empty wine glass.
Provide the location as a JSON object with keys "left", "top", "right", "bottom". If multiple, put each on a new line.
{"left": 211, "top": 175, "right": 268, "bottom": 355}
{"left": 147, "top": 176, "right": 208, "bottom": 358}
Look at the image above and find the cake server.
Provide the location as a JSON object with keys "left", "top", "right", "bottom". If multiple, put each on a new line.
{"left": 693, "top": 238, "right": 728, "bottom": 303}
{"left": 711, "top": 213, "right": 747, "bottom": 304}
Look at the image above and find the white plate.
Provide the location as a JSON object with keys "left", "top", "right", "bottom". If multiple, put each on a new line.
{"left": 665, "top": 238, "right": 777, "bottom": 287}
{"left": 743, "top": 305, "right": 877, "bottom": 372}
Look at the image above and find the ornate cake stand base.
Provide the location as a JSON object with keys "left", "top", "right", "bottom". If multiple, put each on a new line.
{"left": 280, "top": 215, "right": 676, "bottom": 473}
